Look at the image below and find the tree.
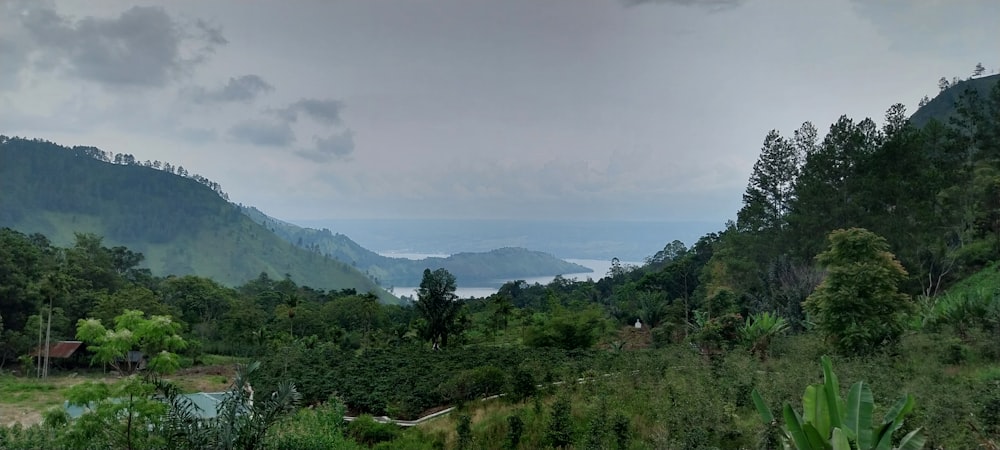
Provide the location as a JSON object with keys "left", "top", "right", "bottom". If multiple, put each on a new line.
{"left": 159, "top": 276, "right": 234, "bottom": 339}
{"left": 737, "top": 129, "right": 800, "bottom": 233}
{"left": 974, "top": 62, "right": 986, "bottom": 78}
{"left": 488, "top": 293, "right": 514, "bottom": 331}
{"left": 547, "top": 395, "right": 574, "bottom": 448}
{"left": 524, "top": 305, "right": 609, "bottom": 350}
{"left": 646, "top": 240, "right": 687, "bottom": 266}
{"left": 939, "top": 76, "right": 950, "bottom": 92}
{"left": 804, "top": 228, "right": 912, "bottom": 355}
{"left": 76, "top": 310, "right": 188, "bottom": 375}
{"left": 414, "top": 268, "right": 463, "bottom": 348}
{"left": 788, "top": 116, "right": 883, "bottom": 259}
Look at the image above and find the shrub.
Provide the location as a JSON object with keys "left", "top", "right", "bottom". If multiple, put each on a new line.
{"left": 438, "top": 365, "right": 508, "bottom": 404}
{"left": 345, "top": 416, "right": 400, "bottom": 447}
{"left": 508, "top": 367, "right": 537, "bottom": 403}
{"left": 506, "top": 414, "right": 524, "bottom": 449}
{"left": 804, "top": 228, "right": 913, "bottom": 355}
{"left": 751, "top": 356, "right": 925, "bottom": 450}
{"left": 547, "top": 395, "right": 574, "bottom": 448}
{"left": 740, "top": 311, "right": 789, "bottom": 359}
{"left": 691, "top": 313, "right": 744, "bottom": 356}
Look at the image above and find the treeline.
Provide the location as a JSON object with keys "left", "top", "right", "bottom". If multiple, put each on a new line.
{"left": 0, "top": 135, "right": 228, "bottom": 201}
{"left": 0, "top": 138, "right": 233, "bottom": 243}
{"left": 597, "top": 75, "right": 1000, "bottom": 336}
{"left": 0, "top": 229, "right": 407, "bottom": 369}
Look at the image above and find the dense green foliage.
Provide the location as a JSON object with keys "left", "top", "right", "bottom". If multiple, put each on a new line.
{"left": 243, "top": 206, "right": 591, "bottom": 287}
{"left": 415, "top": 268, "right": 464, "bottom": 348}
{"left": 76, "top": 310, "right": 188, "bottom": 375}
{"left": 805, "top": 228, "right": 913, "bottom": 355}
{"left": 0, "top": 228, "right": 412, "bottom": 368}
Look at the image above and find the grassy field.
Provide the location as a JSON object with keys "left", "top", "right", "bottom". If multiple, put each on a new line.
{"left": 0, "top": 357, "right": 245, "bottom": 428}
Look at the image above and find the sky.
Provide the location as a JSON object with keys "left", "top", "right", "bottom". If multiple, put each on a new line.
{"left": 1, "top": 0, "right": 998, "bottom": 224}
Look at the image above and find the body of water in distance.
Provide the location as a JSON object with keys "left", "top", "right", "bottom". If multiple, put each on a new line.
{"left": 383, "top": 253, "right": 641, "bottom": 299}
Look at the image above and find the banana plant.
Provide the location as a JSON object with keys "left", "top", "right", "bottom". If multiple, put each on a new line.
{"left": 751, "top": 356, "right": 925, "bottom": 450}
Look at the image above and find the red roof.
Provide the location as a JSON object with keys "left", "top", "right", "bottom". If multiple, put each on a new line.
{"left": 30, "top": 341, "right": 83, "bottom": 358}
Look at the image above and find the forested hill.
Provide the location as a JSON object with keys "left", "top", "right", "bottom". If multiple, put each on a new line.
{"left": 242, "top": 206, "right": 592, "bottom": 286}
{"left": 910, "top": 73, "right": 1000, "bottom": 126}
{"left": 0, "top": 137, "right": 394, "bottom": 302}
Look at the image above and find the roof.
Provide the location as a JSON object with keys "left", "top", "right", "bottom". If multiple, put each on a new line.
{"left": 30, "top": 341, "right": 83, "bottom": 358}
{"left": 64, "top": 392, "right": 231, "bottom": 420}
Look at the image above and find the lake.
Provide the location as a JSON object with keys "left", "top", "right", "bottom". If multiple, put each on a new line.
{"left": 298, "top": 218, "right": 720, "bottom": 262}
{"left": 383, "top": 254, "right": 641, "bottom": 299}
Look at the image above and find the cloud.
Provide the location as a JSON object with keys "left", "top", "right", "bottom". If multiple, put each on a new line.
{"left": 229, "top": 97, "right": 356, "bottom": 161}
{"left": 177, "top": 127, "right": 217, "bottom": 143}
{"left": 0, "top": 37, "right": 26, "bottom": 89}
{"left": 621, "top": 0, "right": 745, "bottom": 9}
{"left": 274, "top": 99, "right": 344, "bottom": 125}
{"left": 183, "top": 74, "right": 274, "bottom": 103}
{"left": 228, "top": 119, "right": 295, "bottom": 147}
{"left": 11, "top": 4, "right": 224, "bottom": 88}
{"left": 296, "top": 131, "right": 356, "bottom": 162}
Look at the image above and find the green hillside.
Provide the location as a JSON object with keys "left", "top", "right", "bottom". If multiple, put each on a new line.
{"left": 242, "top": 206, "right": 591, "bottom": 286}
{"left": 0, "top": 137, "right": 395, "bottom": 302}
{"left": 910, "top": 73, "right": 999, "bottom": 126}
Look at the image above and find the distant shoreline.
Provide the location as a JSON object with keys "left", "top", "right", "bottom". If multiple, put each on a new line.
{"left": 299, "top": 218, "right": 721, "bottom": 262}
{"left": 387, "top": 256, "right": 641, "bottom": 299}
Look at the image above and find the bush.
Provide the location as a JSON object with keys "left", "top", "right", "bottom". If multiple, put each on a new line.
{"left": 345, "top": 416, "right": 400, "bottom": 447}
{"left": 267, "top": 402, "right": 356, "bottom": 450}
{"left": 546, "top": 395, "right": 575, "bottom": 448}
{"left": 439, "top": 365, "right": 508, "bottom": 405}
{"left": 691, "top": 313, "right": 743, "bottom": 355}
{"left": 506, "top": 414, "right": 524, "bottom": 449}
{"left": 804, "top": 228, "right": 913, "bottom": 355}
{"left": 508, "top": 367, "right": 537, "bottom": 403}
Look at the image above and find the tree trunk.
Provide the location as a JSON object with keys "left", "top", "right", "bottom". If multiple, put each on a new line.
{"left": 36, "top": 305, "right": 44, "bottom": 378}
{"left": 44, "top": 301, "right": 52, "bottom": 378}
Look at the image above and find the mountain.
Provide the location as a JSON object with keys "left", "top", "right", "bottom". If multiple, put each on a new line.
{"left": 0, "top": 137, "right": 395, "bottom": 302}
{"left": 910, "top": 74, "right": 999, "bottom": 127}
{"left": 242, "top": 206, "right": 592, "bottom": 287}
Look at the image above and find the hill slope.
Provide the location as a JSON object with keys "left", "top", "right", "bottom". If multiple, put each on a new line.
{"left": 242, "top": 207, "right": 592, "bottom": 287}
{"left": 0, "top": 137, "right": 395, "bottom": 302}
{"left": 910, "top": 74, "right": 999, "bottom": 126}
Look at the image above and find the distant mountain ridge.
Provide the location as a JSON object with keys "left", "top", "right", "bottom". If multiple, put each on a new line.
{"left": 241, "top": 206, "right": 592, "bottom": 287}
{"left": 0, "top": 136, "right": 395, "bottom": 302}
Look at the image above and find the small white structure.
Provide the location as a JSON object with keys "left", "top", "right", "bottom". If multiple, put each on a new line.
{"left": 634, "top": 319, "right": 642, "bottom": 329}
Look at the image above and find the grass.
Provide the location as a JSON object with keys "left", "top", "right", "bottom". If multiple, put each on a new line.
{"left": 393, "top": 332, "right": 1000, "bottom": 449}
{"left": 197, "top": 354, "right": 249, "bottom": 366}
{"left": 937, "top": 261, "right": 1000, "bottom": 300}
{"left": 0, "top": 355, "right": 249, "bottom": 426}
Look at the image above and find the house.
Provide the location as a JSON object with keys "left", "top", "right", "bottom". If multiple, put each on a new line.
{"left": 29, "top": 341, "right": 89, "bottom": 369}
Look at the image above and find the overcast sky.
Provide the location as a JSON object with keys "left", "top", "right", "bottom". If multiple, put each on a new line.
{"left": 2, "top": 0, "right": 997, "bottom": 223}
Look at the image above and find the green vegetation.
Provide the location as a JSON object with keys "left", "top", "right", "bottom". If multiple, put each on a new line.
{"left": 0, "top": 138, "right": 392, "bottom": 300}
{"left": 243, "top": 206, "right": 591, "bottom": 287}
{"left": 805, "top": 228, "right": 912, "bottom": 355}
{"left": 414, "top": 268, "right": 464, "bottom": 348}
{"left": 75, "top": 310, "right": 188, "bottom": 375}
{"left": 3, "top": 74, "right": 1000, "bottom": 448}
{"left": 753, "top": 356, "right": 924, "bottom": 450}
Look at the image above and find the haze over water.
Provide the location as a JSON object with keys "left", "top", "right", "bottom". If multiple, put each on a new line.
{"left": 300, "top": 218, "right": 719, "bottom": 262}
{"left": 384, "top": 254, "right": 641, "bottom": 300}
